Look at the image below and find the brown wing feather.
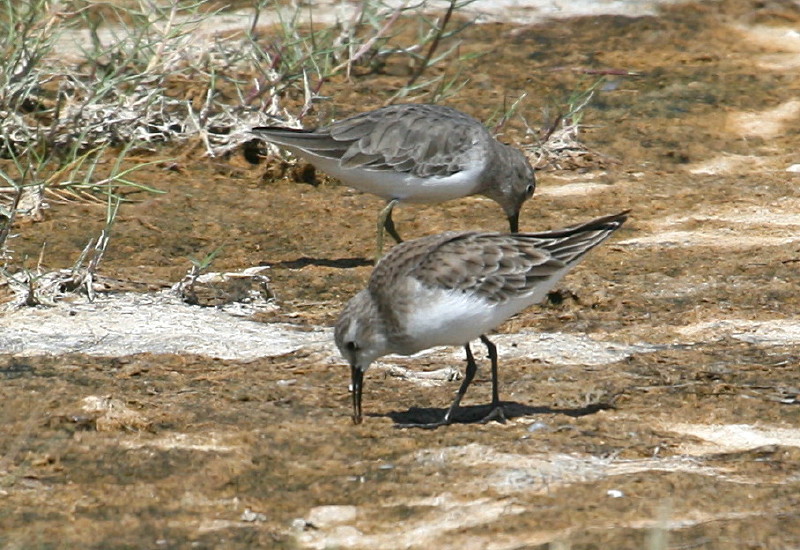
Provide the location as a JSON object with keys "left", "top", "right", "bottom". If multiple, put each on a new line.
{"left": 367, "top": 231, "right": 468, "bottom": 296}
{"left": 415, "top": 234, "right": 561, "bottom": 303}
{"left": 379, "top": 211, "right": 629, "bottom": 303}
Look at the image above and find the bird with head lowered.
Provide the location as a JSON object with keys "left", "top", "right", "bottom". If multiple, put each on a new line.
{"left": 335, "top": 211, "right": 629, "bottom": 428}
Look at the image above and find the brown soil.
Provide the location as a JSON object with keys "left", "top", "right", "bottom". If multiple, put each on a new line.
{"left": 2, "top": 1, "right": 800, "bottom": 548}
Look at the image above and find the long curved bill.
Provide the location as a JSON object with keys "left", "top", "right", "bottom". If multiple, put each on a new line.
{"left": 507, "top": 211, "right": 520, "bottom": 233}
{"left": 350, "top": 365, "right": 363, "bottom": 424}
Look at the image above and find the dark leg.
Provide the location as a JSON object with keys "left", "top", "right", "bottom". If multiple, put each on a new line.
{"left": 479, "top": 335, "right": 506, "bottom": 423}
{"left": 383, "top": 205, "right": 403, "bottom": 244}
{"left": 396, "top": 342, "right": 478, "bottom": 429}
{"left": 441, "top": 342, "right": 479, "bottom": 424}
{"left": 376, "top": 199, "right": 402, "bottom": 259}
{"left": 480, "top": 335, "right": 500, "bottom": 406}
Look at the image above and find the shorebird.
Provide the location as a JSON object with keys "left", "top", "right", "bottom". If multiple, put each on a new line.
{"left": 252, "top": 104, "right": 536, "bottom": 256}
{"left": 334, "top": 211, "right": 629, "bottom": 428}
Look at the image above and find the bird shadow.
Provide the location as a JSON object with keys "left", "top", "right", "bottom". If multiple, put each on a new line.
{"left": 382, "top": 401, "right": 613, "bottom": 429}
{"left": 266, "top": 257, "right": 372, "bottom": 269}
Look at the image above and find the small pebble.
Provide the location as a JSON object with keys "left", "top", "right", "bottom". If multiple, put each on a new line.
{"left": 241, "top": 508, "right": 267, "bottom": 522}
{"left": 290, "top": 518, "right": 308, "bottom": 531}
{"left": 527, "top": 421, "right": 549, "bottom": 433}
{"left": 307, "top": 505, "right": 358, "bottom": 528}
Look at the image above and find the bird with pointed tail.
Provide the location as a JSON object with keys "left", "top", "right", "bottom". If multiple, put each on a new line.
{"left": 252, "top": 103, "right": 536, "bottom": 257}
{"left": 334, "top": 211, "right": 629, "bottom": 428}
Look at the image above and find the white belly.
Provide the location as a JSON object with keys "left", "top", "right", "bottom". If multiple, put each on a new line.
{"left": 296, "top": 152, "right": 486, "bottom": 203}
{"left": 397, "top": 281, "right": 539, "bottom": 354}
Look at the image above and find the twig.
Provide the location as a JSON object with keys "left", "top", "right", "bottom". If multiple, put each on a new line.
{"left": 331, "top": 1, "right": 408, "bottom": 76}
{"left": 403, "top": 0, "right": 457, "bottom": 91}
{"left": 492, "top": 92, "right": 527, "bottom": 135}
{"left": 0, "top": 187, "right": 23, "bottom": 260}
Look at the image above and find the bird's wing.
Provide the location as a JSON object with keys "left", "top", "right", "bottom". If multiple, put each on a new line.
{"left": 410, "top": 211, "right": 630, "bottom": 303}
{"left": 251, "top": 126, "right": 352, "bottom": 157}
{"left": 413, "top": 232, "right": 560, "bottom": 303}
{"left": 515, "top": 210, "right": 630, "bottom": 265}
{"left": 332, "top": 105, "right": 487, "bottom": 177}
{"left": 254, "top": 105, "right": 489, "bottom": 178}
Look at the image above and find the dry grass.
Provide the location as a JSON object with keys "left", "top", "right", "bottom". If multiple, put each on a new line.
{"left": 0, "top": 0, "right": 488, "bottom": 304}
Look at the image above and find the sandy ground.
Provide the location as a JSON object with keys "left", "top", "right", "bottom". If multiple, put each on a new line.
{"left": 2, "top": 1, "right": 800, "bottom": 548}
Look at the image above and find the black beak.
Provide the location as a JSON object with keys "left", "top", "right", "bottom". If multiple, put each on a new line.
{"left": 507, "top": 211, "right": 520, "bottom": 233}
{"left": 350, "top": 365, "right": 363, "bottom": 424}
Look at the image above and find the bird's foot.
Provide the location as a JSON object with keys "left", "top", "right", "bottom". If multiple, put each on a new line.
{"left": 479, "top": 404, "right": 507, "bottom": 424}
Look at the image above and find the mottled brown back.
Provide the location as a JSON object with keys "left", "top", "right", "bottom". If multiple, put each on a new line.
{"left": 368, "top": 211, "right": 629, "bottom": 304}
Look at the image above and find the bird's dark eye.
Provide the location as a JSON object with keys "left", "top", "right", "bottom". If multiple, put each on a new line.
{"left": 345, "top": 341, "right": 358, "bottom": 352}
{"left": 525, "top": 184, "right": 535, "bottom": 197}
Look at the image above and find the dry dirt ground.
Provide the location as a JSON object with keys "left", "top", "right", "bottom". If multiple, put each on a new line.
{"left": 2, "top": 1, "right": 800, "bottom": 548}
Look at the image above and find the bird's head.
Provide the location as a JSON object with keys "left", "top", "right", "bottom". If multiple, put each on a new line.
{"left": 481, "top": 144, "right": 535, "bottom": 233}
{"left": 334, "top": 290, "right": 388, "bottom": 424}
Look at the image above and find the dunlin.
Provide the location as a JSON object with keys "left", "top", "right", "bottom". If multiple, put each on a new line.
{"left": 334, "top": 211, "right": 629, "bottom": 428}
{"left": 253, "top": 104, "right": 536, "bottom": 255}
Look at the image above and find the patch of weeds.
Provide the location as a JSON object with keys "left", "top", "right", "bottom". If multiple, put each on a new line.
{"left": 387, "top": 0, "right": 481, "bottom": 104}
{"left": 0, "top": 0, "right": 481, "bottom": 307}
{"left": 0, "top": 194, "right": 124, "bottom": 306}
{"left": 177, "top": 245, "right": 225, "bottom": 306}
{"left": 528, "top": 77, "right": 619, "bottom": 170}
{"left": 175, "top": 245, "right": 275, "bottom": 308}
